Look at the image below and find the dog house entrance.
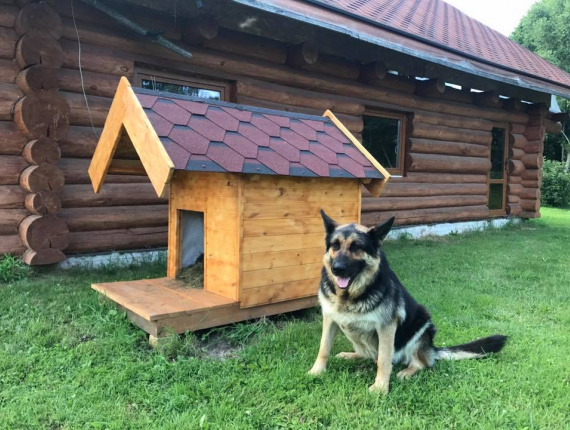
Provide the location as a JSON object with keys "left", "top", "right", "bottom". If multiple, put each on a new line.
{"left": 180, "top": 210, "right": 204, "bottom": 287}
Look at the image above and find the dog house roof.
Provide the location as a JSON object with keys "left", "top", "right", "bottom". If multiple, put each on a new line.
{"left": 89, "top": 78, "right": 389, "bottom": 198}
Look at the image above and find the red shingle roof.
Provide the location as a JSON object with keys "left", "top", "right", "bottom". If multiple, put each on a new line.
{"left": 134, "top": 88, "right": 384, "bottom": 180}
{"left": 309, "top": 0, "right": 570, "bottom": 88}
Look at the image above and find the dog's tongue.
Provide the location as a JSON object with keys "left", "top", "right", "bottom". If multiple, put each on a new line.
{"left": 336, "top": 277, "right": 350, "bottom": 289}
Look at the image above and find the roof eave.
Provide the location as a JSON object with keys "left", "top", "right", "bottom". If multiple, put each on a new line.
{"left": 234, "top": 0, "right": 570, "bottom": 99}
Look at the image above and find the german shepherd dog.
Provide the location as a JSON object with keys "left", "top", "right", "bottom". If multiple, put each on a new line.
{"left": 308, "top": 210, "right": 507, "bottom": 394}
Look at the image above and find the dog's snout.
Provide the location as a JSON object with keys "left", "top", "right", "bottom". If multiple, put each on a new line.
{"left": 332, "top": 259, "right": 348, "bottom": 276}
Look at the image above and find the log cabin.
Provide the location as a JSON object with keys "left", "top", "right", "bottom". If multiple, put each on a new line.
{"left": 1, "top": 0, "right": 569, "bottom": 265}
{"left": 88, "top": 77, "right": 390, "bottom": 337}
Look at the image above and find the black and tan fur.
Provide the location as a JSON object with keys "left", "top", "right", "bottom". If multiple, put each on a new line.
{"left": 308, "top": 210, "right": 507, "bottom": 394}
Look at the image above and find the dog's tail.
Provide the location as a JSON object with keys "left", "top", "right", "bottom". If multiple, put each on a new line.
{"left": 435, "top": 335, "right": 507, "bottom": 361}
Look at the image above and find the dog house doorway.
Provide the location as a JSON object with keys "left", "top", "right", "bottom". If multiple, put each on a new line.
{"left": 180, "top": 210, "right": 204, "bottom": 287}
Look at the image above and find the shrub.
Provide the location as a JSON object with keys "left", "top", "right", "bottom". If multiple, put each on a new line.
{"left": 541, "top": 160, "right": 570, "bottom": 207}
{"left": 0, "top": 255, "right": 30, "bottom": 283}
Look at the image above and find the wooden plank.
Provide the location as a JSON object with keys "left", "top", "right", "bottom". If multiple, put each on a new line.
{"left": 244, "top": 174, "right": 353, "bottom": 189}
{"left": 243, "top": 216, "right": 352, "bottom": 237}
{"left": 243, "top": 185, "right": 358, "bottom": 202}
{"left": 243, "top": 232, "right": 324, "bottom": 254}
{"left": 240, "top": 277, "right": 320, "bottom": 308}
{"left": 244, "top": 201, "right": 358, "bottom": 220}
{"left": 242, "top": 263, "right": 322, "bottom": 289}
{"left": 242, "top": 247, "right": 324, "bottom": 271}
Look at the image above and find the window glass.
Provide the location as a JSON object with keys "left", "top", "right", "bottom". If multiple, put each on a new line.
{"left": 140, "top": 78, "right": 222, "bottom": 100}
{"left": 362, "top": 115, "right": 402, "bottom": 172}
{"left": 490, "top": 128, "right": 505, "bottom": 179}
{"left": 488, "top": 183, "right": 504, "bottom": 210}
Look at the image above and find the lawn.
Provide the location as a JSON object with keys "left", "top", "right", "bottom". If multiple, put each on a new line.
{"left": 1, "top": 208, "right": 569, "bottom": 429}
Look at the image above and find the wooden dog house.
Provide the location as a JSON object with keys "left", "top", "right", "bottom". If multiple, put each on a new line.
{"left": 89, "top": 77, "right": 389, "bottom": 342}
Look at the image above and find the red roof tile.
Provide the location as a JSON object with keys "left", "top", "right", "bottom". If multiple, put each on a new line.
{"left": 135, "top": 88, "right": 385, "bottom": 180}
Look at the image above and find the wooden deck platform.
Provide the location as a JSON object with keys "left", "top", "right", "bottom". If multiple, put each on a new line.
{"left": 92, "top": 278, "right": 318, "bottom": 340}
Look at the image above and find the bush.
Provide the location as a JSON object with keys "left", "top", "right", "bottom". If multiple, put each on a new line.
{"left": 541, "top": 160, "right": 570, "bottom": 207}
{"left": 0, "top": 255, "right": 30, "bottom": 283}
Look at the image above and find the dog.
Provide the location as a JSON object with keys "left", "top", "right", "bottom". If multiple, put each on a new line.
{"left": 308, "top": 210, "right": 507, "bottom": 394}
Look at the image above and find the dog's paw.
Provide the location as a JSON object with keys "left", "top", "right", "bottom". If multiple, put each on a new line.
{"left": 308, "top": 365, "right": 326, "bottom": 376}
{"left": 368, "top": 381, "right": 389, "bottom": 395}
{"left": 396, "top": 369, "right": 414, "bottom": 380}
{"left": 335, "top": 352, "right": 361, "bottom": 360}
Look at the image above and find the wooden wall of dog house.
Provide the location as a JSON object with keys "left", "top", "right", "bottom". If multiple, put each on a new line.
{"left": 0, "top": 0, "right": 549, "bottom": 258}
{"left": 240, "top": 176, "right": 360, "bottom": 308}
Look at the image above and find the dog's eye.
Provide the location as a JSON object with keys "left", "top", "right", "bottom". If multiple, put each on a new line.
{"left": 331, "top": 241, "right": 340, "bottom": 251}
{"left": 349, "top": 242, "right": 360, "bottom": 252}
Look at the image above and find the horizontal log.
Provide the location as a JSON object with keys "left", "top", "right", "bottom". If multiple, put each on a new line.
{"left": 287, "top": 41, "right": 318, "bottom": 68}
{"left": 59, "top": 205, "right": 168, "bottom": 231}
{"left": 362, "top": 194, "right": 487, "bottom": 212}
{"left": 0, "top": 155, "right": 29, "bottom": 185}
{"left": 60, "top": 183, "right": 165, "bottom": 207}
{"left": 508, "top": 175, "right": 522, "bottom": 184}
{"left": 361, "top": 205, "right": 490, "bottom": 227}
{"left": 519, "top": 188, "right": 541, "bottom": 200}
{"left": 520, "top": 211, "right": 540, "bottom": 219}
{"left": 0, "top": 58, "right": 19, "bottom": 83}
{"left": 506, "top": 203, "right": 522, "bottom": 216}
{"left": 524, "top": 125, "right": 545, "bottom": 141}
{"left": 508, "top": 160, "right": 525, "bottom": 176}
{"left": 544, "top": 119, "right": 562, "bottom": 134}
{"left": 473, "top": 91, "right": 502, "bottom": 108}
{"left": 412, "top": 110, "right": 493, "bottom": 131}
{"left": 181, "top": 14, "right": 218, "bottom": 46}
{"left": 236, "top": 79, "right": 364, "bottom": 116}
{"left": 507, "top": 183, "right": 523, "bottom": 196}
{"left": 57, "top": 68, "right": 120, "bottom": 98}
{"left": 520, "top": 199, "right": 540, "bottom": 212}
{"left": 16, "top": 30, "right": 63, "bottom": 68}
{"left": 58, "top": 125, "right": 100, "bottom": 158}
{"left": 508, "top": 147, "right": 524, "bottom": 160}
{"left": 521, "top": 153, "right": 543, "bottom": 169}
{"left": 13, "top": 90, "right": 70, "bottom": 139}
{"left": 16, "top": 65, "right": 59, "bottom": 94}
{"left": 60, "top": 39, "right": 134, "bottom": 77}
{"left": 60, "top": 19, "right": 529, "bottom": 124}
{"left": 61, "top": 91, "right": 110, "bottom": 126}
{"left": 407, "top": 153, "right": 491, "bottom": 174}
{"left": 509, "top": 133, "right": 527, "bottom": 150}
{"left": 507, "top": 194, "right": 520, "bottom": 204}
{"left": 0, "top": 82, "right": 23, "bottom": 120}
{"left": 303, "top": 55, "right": 360, "bottom": 82}
{"left": 397, "top": 172, "right": 487, "bottom": 184}
{"left": 524, "top": 140, "right": 541, "bottom": 154}
{"left": 360, "top": 73, "right": 417, "bottom": 94}
{"left": 236, "top": 95, "right": 363, "bottom": 133}
{"left": 0, "top": 121, "right": 27, "bottom": 154}
{"left": 365, "top": 182, "right": 487, "bottom": 198}
{"left": 0, "top": 185, "right": 24, "bottom": 208}
{"left": 415, "top": 78, "right": 445, "bottom": 98}
{"left": 358, "top": 61, "right": 387, "bottom": 84}
{"left": 408, "top": 137, "right": 489, "bottom": 158}
{"left": 521, "top": 179, "right": 541, "bottom": 188}
{"left": 25, "top": 191, "right": 61, "bottom": 215}
{"left": 0, "top": 27, "right": 17, "bottom": 60}
{"left": 20, "top": 164, "right": 65, "bottom": 192}
{"left": 411, "top": 122, "right": 491, "bottom": 145}
{"left": 0, "top": 234, "right": 24, "bottom": 255}
{"left": 19, "top": 214, "right": 69, "bottom": 251}
{"left": 108, "top": 159, "right": 146, "bottom": 175}
{"left": 510, "top": 123, "right": 525, "bottom": 135}
{"left": 57, "top": 158, "right": 149, "bottom": 184}
{"left": 522, "top": 169, "right": 539, "bottom": 180}
{"left": 0, "top": 5, "right": 17, "bottom": 27}
{"left": 15, "top": 3, "right": 63, "bottom": 39}
{"left": 0, "top": 208, "right": 27, "bottom": 234}
{"left": 66, "top": 226, "right": 167, "bottom": 254}
{"left": 433, "top": 87, "right": 474, "bottom": 104}
{"left": 504, "top": 98, "right": 524, "bottom": 112}
{"left": 22, "top": 248, "right": 66, "bottom": 265}
{"left": 22, "top": 137, "right": 61, "bottom": 164}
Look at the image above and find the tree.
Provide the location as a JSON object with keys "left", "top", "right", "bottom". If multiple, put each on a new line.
{"left": 512, "top": 0, "right": 570, "bottom": 166}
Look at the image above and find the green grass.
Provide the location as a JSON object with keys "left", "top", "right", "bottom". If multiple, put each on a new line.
{"left": 1, "top": 208, "right": 569, "bottom": 429}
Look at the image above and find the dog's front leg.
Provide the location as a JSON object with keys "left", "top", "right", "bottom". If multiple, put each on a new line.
{"left": 369, "top": 324, "right": 397, "bottom": 394}
{"left": 308, "top": 314, "right": 339, "bottom": 375}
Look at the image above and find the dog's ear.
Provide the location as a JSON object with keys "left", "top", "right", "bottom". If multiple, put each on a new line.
{"left": 369, "top": 216, "right": 395, "bottom": 243}
{"left": 320, "top": 209, "right": 337, "bottom": 235}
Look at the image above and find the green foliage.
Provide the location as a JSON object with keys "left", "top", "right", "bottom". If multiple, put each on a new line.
{"left": 0, "top": 255, "right": 30, "bottom": 283}
{"left": 1, "top": 209, "right": 570, "bottom": 428}
{"left": 541, "top": 160, "right": 570, "bottom": 207}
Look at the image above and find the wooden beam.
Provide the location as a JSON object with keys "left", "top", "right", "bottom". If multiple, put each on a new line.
{"left": 415, "top": 78, "right": 446, "bottom": 98}
{"left": 358, "top": 61, "right": 387, "bottom": 84}
{"left": 182, "top": 15, "right": 219, "bottom": 45}
{"left": 286, "top": 41, "right": 318, "bottom": 68}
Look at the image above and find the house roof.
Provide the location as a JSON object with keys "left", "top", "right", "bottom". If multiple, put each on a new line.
{"left": 89, "top": 78, "right": 389, "bottom": 198}
{"left": 234, "top": 0, "right": 570, "bottom": 98}
{"left": 135, "top": 87, "right": 385, "bottom": 180}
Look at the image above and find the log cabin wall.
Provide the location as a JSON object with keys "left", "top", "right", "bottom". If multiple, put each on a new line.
{"left": 0, "top": 0, "right": 547, "bottom": 258}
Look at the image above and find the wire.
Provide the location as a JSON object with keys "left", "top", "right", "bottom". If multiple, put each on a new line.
{"left": 70, "top": 0, "right": 99, "bottom": 138}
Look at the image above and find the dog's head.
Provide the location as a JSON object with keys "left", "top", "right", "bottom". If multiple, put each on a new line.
{"left": 320, "top": 209, "right": 394, "bottom": 292}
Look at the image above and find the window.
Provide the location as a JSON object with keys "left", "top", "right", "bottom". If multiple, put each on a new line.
{"left": 362, "top": 111, "right": 406, "bottom": 175}
{"left": 488, "top": 126, "right": 508, "bottom": 215}
{"left": 134, "top": 69, "right": 230, "bottom": 101}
